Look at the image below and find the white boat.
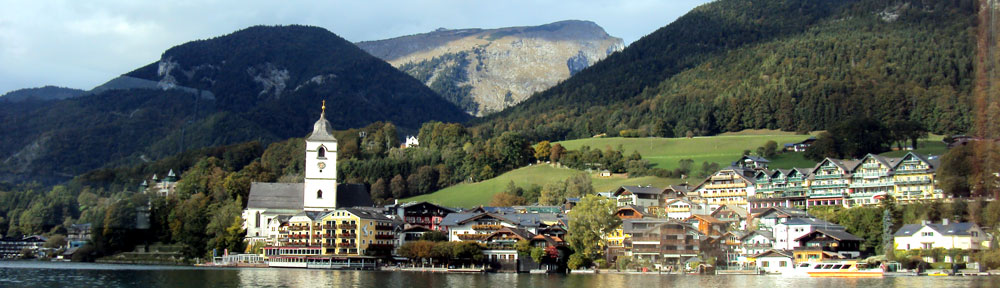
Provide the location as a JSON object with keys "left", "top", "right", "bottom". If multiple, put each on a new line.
{"left": 783, "top": 261, "right": 884, "bottom": 278}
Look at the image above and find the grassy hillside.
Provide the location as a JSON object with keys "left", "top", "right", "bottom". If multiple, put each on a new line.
{"left": 556, "top": 134, "right": 813, "bottom": 171}
{"left": 402, "top": 164, "right": 682, "bottom": 208}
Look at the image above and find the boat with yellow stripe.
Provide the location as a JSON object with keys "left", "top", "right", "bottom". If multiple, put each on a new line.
{"left": 784, "top": 261, "right": 884, "bottom": 278}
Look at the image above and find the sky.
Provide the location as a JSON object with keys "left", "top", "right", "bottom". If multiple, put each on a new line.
{"left": 0, "top": 0, "right": 712, "bottom": 94}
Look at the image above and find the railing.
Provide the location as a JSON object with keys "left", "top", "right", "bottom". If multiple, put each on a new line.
{"left": 809, "top": 184, "right": 846, "bottom": 189}
{"left": 337, "top": 224, "right": 357, "bottom": 230}
{"left": 483, "top": 244, "right": 516, "bottom": 250}
{"left": 338, "top": 233, "right": 357, "bottom": 238}
{"left": 289, "top": 226, "right": 309, "bottom": 231}
{"left": 322, "top": 225, "right": 335, "bottom": 229}
{"left": 375, "top": 224, "right": 394, "bottom": 231}
{"left": 457, "top": 234, "right": 488, "bottom": 240}
{"left": 704, "top": 183, "right": 746, "bottom": 189}
{"left": 813, "top": 174, "right": 842, "bottom": 179}
{"left": 471, "top": 224, "right": 503, "bottom": 231}
{"left": 374, "top": 234, "right": 395, "bottom": 240}
{"left": 368, "top": 244, "right": 394, "bottom": 250}
{"left": 338, "top": 243, "right": 356, "bottom": 248}
{"left": 896, "top": 179, "right": 931, "bottom": 185}
{"left": 850, "top": 182, "right": 893, "bottom": 188}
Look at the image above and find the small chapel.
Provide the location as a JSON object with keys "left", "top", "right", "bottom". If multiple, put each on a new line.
{"left": 242, "top": 102, "right": 373, "bottom": 243}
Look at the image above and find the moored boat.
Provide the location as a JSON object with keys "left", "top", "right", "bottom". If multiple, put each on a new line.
{"left": 783, "top": 261, "right": 883, "bottom": 278}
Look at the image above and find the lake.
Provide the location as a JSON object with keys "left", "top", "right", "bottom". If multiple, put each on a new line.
{"left": 0, "top": 261, "right": 995, "bottom": 288}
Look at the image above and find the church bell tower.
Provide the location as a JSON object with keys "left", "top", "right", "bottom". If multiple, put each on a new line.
{"left": 303, "top": 100, "right": 338, "bottom": 211}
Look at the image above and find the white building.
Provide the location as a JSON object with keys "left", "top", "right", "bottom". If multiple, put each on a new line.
{"left": 772, "top": 217, "right": 845, "bottom": 251}
{"left": 404, "top": 135, "right": 419, "bottom": 148}
{"left": 754, "top": 249, "right": 794, "bottom": 274}
{"left": 242, "top": 102, "right": 372, "bottom": 245}
{"left": 894, "top": 220, "right": 991, "bottom": 251}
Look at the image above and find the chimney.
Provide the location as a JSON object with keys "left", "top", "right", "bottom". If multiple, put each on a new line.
{"left": 943, "top": 218, "right": 949, "bottom": 225}
{"left": 922, "top": 220, "right": 928, "bottom": 225}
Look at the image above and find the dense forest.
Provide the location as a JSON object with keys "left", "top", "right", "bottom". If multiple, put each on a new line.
{"left": 0, "top": 25, "right": 470, "bottom": 184}
{"left": 474, "top": 0, "right": 977, "bottom": 141}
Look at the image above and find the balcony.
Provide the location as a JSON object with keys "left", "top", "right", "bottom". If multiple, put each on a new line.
{"left": 471, "top": 224, "right": 503, "bottom": 231}
{"left": 338, "top": 243, "right": 356, "bottom": 248}
{"left": 850, "top": 182, "right": 893, "bottom": 188}
{"left": 375, "top": 224, "right": 394, "bottom": 231}
{"left": 704, "top": 183, "right": 746, "bottom": 189}
{"left": 338, "top": 233, "right": 357, "bottom": 238}
{"left": 483, "top": 244, "right": 516, "bottom": 250}
{"left": 337, "top": 224, "right": 357, "bottom": 230}
{"left": 322, "top": 225, "right": 335, "bottom": 229}
{"left": 896, "top": 179, "right": 931, "bottom": 185}
{"left": 810, "top": 184, "right": 846, "bottom": 189}
{"left": 374, "top": 234, "right": 395, "bottom": 240}
{"left": 289, "top": 226, "right": 309, "bottom": 231}
{"left": 457, "top": 234, "right": 489, "bottom": 241}
{"left": 814, "top": 174, "right": 842, "bottom": 180}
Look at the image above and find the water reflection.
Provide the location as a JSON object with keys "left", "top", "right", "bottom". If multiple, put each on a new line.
{"left": 0, "top": 262, "right": 996, "bottom": 288}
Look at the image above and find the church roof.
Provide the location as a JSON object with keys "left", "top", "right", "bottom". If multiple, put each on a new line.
{"left": 336, "top": 183, "right": 374, "bottom": 208}
{"left": 307, "top": 112, "right": 338, "bottom": 142}
{"left": 247, "top": 183, "right": 304, "bottom": 210}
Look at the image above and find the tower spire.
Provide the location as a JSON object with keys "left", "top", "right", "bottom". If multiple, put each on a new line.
{"left": 321, "top": 100, "right": 326, "bottom": 116}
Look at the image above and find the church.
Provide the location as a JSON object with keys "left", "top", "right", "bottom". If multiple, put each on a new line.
{"left": 242, "top": 102, "right": 373, "bottom": 245}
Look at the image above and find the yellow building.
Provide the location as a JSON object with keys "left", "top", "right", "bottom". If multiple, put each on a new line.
{"left": 891, "top": 152, "right": 941, "bottom": 202}
{"left": 692, "top": 168, "right": 756, "bottom": 209}
{"left": 287, "top": 211, "right": 325, "bottom": 247}
{"left": 320, "top": 208, "right": 396, "bottom": 256}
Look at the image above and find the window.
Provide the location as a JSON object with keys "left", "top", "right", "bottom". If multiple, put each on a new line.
{"left": 318, "top": 147, "right": 326, "bottom": 159}
{"left": 972, "top": 231, "right": 979, "bottom": 237}
{"left": 761, "top": 261, "right": 769, "bottom": 267}
{"left": 922, "top": 232, "right": 933, "bottom": 237}
{"left": 922, "top": 243, "right": 933, "bottom": 249}
{"left": 779, "top": 261, "right": 787, "bottom": 267}
{"left": 255, "top": 211, "right": 261, "bottom": 228}
{"left": 317, "top": 190, "right": 323, "bottom": 199}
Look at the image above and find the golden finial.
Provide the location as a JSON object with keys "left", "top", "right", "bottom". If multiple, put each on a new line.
{"left": 321, "top": 100, "right": 326, "bottom": 115}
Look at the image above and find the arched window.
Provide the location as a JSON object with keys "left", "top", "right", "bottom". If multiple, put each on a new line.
{"left": 318, "top": 147, "right": 326, "bottom": 158}
{"left": 317, "top": 190, "right": 323, "bottom": 199}
{"left": 255, "top": 211, "right": 261, "bottom": 228}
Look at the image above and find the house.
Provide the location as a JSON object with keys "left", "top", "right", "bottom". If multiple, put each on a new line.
{"left": 754, "top": 249, "right": 795, "bottom": 274}
{"left": 319, "top": 208, "right": 396, "bottom": 256}
{"left": 286, "top": 211, "right": 326, "bottom": 247}
{"left": 710, "top": 204, "right": 749, "bottom": 230}
{"left": 891, "top": 152, "right": 942, "bottom": 202}
{"left": 599, "top": 169, "right": 612, "bottom": 177}
{"left": 893, "top": 220, "right": 991, "bottom": 252}
{"left": 734, "top": 155, "right": 770, "bottom": 171}
{"left": 140, "top": 169, "right": 179, "bottom": 197}
{"left": 663, "top": 198, "right": 705, "bottom": 220}
{"left": 750, "top": 168, "right": 810, "bottom": 213}
{"left": 691, "top": 167, "right": 756, "bottom": 210}
{"left": 403, "top": 135, "right": 419, "bottom": 148}
{"left": 608, "top": 218, "right": 672, "bottom": 261}
{"left": 0, "top": 235, "right": 46, "bottom": 259}
{"left": 846, "top": 154, "right": 899, "bottom": 207}
{"left": 783, "top": 138, "right": 816, "bottom": 152}
{"left": 563, "top": 197, "right": 581, "bottom": 212}
{"left": 613, "top": 185, "right": 664, "bottom": 207}
{"left": 741, "top": 230, "right": 775, "bottom": 256}
{"left": 807, "top": 158, "right": 856, "bottom": 207}
{"left": 440, "top": 212, "right": 559, "bottom": 242}
{"left": 684, "top": 214, "right": 728, "bottom": 237}
{"left": 628, "top": 220, "right": 704, "bottom": 267}
{"left": 482, "top": 227, "right": 534, "bottom": 265}
{"left": 66, "top": 223, "right": 92, "bottom": 249}
{"left": 772, "top": 217, "right": 845, "bottom": 251}
{"left": 713, "top": 231, "right": 745, "bottom": 268}
{"left": 512, "top": 206, "right": 563, "bottom": 214}
{"left": 388, "top": 201, "right": 455, "bottom": 231}
{"left": 794, "top": 229, "right": 863, "bottom": 259}
{"left": 615, "top": 205, "right": 646, "bottom": 219}
{"left": 395, "top": 225, "right": 432, "bottom": 254}
{"left": 753, "top": 206, "right": 811, "bottom": 231}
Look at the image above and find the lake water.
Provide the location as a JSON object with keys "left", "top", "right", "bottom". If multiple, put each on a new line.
{"left": 0, "top": 261, "right": 995, "bottom": 288}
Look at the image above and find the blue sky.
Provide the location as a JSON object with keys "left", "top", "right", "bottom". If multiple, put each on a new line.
{"left": 0, "top": 0, "right": 712, "bottom": 94}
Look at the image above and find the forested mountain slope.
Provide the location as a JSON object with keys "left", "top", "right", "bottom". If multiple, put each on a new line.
{"left": 474, "top": 0, "right": 977, "bottom": 140}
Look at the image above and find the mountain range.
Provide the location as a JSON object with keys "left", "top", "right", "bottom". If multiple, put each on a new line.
{"left": 474, "top": 0, "right": 977, "bottom": 140}
{"left": 357, "top": 20, "right": 623, "bottom": 116}
{"left": 0, "top": 25, "right": 470, "bottom": 183}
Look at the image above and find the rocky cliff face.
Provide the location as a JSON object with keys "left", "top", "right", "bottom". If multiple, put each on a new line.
{"left": 357, "top": 20, "right": 624, "bottom": 116}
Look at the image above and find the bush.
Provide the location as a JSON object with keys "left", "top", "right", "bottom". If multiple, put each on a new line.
{"left": 568, "top": 253, "right": 592, "bottom": 270}
{"left": 594, "top": 259, "right": 607, "bottom": 269}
